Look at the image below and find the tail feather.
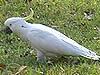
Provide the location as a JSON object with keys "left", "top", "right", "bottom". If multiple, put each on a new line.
{"left": 81, "top": 54, "right": 100, "bottom": 60}
{"left": 80, "top": 49, "right": 100, "bottom": 60}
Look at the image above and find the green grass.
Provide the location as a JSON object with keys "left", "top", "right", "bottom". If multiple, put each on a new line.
{"left": 0, "top": 0, "right": 100, "bottom": 75}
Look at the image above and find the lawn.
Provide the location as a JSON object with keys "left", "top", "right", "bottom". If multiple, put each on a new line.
{"left": 0, "top": 0, "right": 100, "bottom": 75}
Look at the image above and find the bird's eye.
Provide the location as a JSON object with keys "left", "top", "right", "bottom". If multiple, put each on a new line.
{"left": 21, "top": 25, "right": 24, "bottom": 27}
{"left": 9, "top": 24, "right": 12, "bottom": 26}
{"left": 21, "top": 25, "right": 27, "bottom": 28}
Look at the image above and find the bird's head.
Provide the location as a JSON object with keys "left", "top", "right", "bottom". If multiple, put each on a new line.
{"left": 4, "top": 17, "right": 26, "bottom": 32}
{"left": 4, "top": 8, "right": 34, "bottom": 34}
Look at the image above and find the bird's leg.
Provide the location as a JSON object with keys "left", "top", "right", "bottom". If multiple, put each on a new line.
{"left": 37, "top": 51, "right": 46, "bottom": 61}
{"left": 35, "top": 51, "right": 47, "bottom": 75}
{"left": 33, "top": 51, "right": 47, "bottom": 75}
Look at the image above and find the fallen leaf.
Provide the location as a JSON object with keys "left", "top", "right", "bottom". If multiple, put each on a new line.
{"left": 0, "top": 63, "right": 6, "bottom": 70}
{"left": 15, "top": 66, "right": 27, "bottom": 75}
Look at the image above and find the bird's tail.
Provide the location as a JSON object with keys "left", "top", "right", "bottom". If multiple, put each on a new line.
{"left": 78, "top": 46, "right": 100, "bottom": 60}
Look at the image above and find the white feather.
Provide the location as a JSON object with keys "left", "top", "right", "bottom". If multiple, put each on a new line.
{"left": 4, "top": 17, "right": 100, "bottom": 60}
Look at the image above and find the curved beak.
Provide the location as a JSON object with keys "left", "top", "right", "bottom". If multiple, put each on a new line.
{"left": 1, "top": 26, "right": 13, "bottom": 34}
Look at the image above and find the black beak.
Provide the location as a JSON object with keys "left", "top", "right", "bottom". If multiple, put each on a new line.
{"left": 1, "top": 26, "right": 13, "bottom": 34}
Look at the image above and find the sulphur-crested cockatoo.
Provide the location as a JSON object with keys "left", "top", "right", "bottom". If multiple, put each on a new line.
{"left": 4, "top": 8, "right": 100, "bottom": 61}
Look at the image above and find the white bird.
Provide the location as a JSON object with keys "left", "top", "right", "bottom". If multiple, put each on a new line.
{"left": 4, "top": 8, "right": 100, "bottom": 61}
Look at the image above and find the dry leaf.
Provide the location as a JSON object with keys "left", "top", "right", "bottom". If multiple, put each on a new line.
{"left": 0, "top": 63, "right": 6, "bottom": 70}
{"left": 14, "top": 66, "right": 27, "bottom": 75}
